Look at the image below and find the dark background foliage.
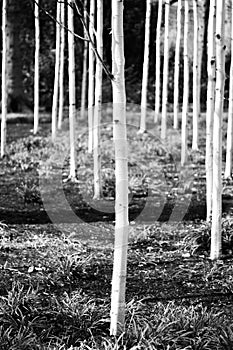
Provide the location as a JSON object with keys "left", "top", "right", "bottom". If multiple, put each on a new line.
{"left": 0, "top": 0, "right": 232, "bottom": 111}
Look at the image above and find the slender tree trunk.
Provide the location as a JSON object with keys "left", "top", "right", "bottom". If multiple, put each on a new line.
{"left": 88, "top": 0, "right": 95, "bottom": 153}
{"left": 197, "top": 1, "right": 205, "bottom": 115}
{"left": 34, "top": 0, "right": 40, "bottom": 135}
{"left": 225, "top": 2, "right": 233, "bottom": 179}
{"left": 81, "top": 0, "right": 88, "bottom": 119}
{"left": 58, "top": 0, "right": 65, "bottom": 130}
{"left": 173, "top": 0, "right": 182, "bottom": 129}
{"left": 181, "top": 0, "right": 189, "bottom": 166}
{"left": 210, "top": 0, "right": 225, "bottom": 260}
{"left": 51, "top": 1, "right": 61, "bottom": 141}
{"left": 93, "top": 0, "right": 103, "bottom": 199}
{"left": 110, "top": 0, "right": 129, "bottom": 336}
{"left": 192, "top": 0, "right": 199, "bottom": 150}
{"left": 155, "top": 0, "right": 163, "bottom": 122}
{"left": 161, "top": 0, "right": 170, "bottom": 140}
{"left": 206, "top": 0, "right": 216, "bottom": 221}
{"left": 1, "top": 0, "right": 7, "bottom": 157}
{"left": 139, "top": 0, "right": 151, "bottom": 133}
{"left": 68, "top": 0, "right": 76, "bottom": 179}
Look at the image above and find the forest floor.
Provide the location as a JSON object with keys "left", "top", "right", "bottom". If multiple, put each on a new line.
{"left": 0, "top": 106, "right": 233, "bottom": 349}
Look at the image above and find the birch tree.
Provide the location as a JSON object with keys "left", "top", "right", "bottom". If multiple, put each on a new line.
{"left": 192, "top": 0, "right": 199, "bottom": 150}
{"left": 210, "top": 0, "right": 226, "bottom": 260}
{"left": 155, "top": 0, "right": 163, "bottom": 123}
{"left": 197, "top": 1, "right": 205, "bottom": 117}
{"left": 68, "top": 0, "right": 76, "bottom": 179}
{"left": 58, "top": 0, "right": 65, "bottom": 130}
{"left": 88, "top": 0, "right": 95, "bottom": 153}
{"left": 80, "top": 0, "right": 88, "bottom": 119}
{"left": 110, "top": 0, "right": 129, "bottom": 336}
{"left": 139, "top": 0, "right": 151, "bottom": 133}
{"left": 93, "top": 0, "right": 103, "bottom": 199}
{"left": 206, "top": 0, "right": 216, "bottom": 221}
{"left": 161, "top": 0, "right": 170, "bottom": 140}
{"left": 1, "top": 0, "right": 7, "bottom": 158}
{"left": 51, "top": 0, "right": 61, "bottom": 141}
{"left": 34, "top": 0, "right": 40, "bottom": 135}
{"left": 225, "top": 2, "right": 233, "bottom": 179}
{"left": 181, "top": 0, "right": 189, "bottom": 166}
{"left": 173, "top": 0, "right": 182, "bottom": 129}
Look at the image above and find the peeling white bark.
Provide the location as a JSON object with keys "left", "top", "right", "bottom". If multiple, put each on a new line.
{"left": 110, "top": 0, "right": 129, "bottom": 336}
{"left": 210, "top": 0, "right": 225, "bottom": 260}
{"left": 206, "top": 0, "right": 216, "bottom": 221}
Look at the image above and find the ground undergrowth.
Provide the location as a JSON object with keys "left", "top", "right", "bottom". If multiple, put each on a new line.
{"left": 0, "top": 108, "right": 233, "bottom": 349}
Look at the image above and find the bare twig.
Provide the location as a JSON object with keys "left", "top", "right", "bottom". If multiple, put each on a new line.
{"left": 73, "top": 0, "right": 114, "bottom": 80}
{"left": 33, "top": 0, "right": 88, "bottom": 41}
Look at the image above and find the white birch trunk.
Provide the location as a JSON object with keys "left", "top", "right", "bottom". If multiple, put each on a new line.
{"left": 206, "top": 0, "right": 216, "bottom": 221}
{"left": 173, "top": 0, "right": 182, "bottom": 129}
{"left": 155, "top": 0, "right": 163, "bottom": 122}
{"left": 139, "top": 0, "right": 151, "bottom": 133}
{"left": 80, "top": 0, "right": 88, "bottom": 119}
{"left": 93, "top": 0, "right": 103, "bottom": 199}
{"left": 88, "top": 0, "right": 95, "bottom": 153}
{"left": 225, "top": 2, "right": 233, "bottom": 179}
{"left": 51, "top": 1, "right": 61, "bottom": 141}
{"left": 110, "top": 0, "right": 129, "bottom": 336}
{"left": 197, "top": 2, "right": 205, "bottom": 117}
{"left": 161, "top": 0, "right": 170, "bottom": 140}
{"left": 34, "top": 0, "right": 40, "bottom": 135}
{"left": 58, "top": 0, "right": 65, "bottom": 130}
{"left": 210, "top": 0, "right": 225, "bottom": 260}
{"left": 181, "top": 0, "right": 189, "bottom": 166}
{"left": 68, "top": 0, "right": 76, "bottom": 179}
{"left": 192, "top": 0, "right": 199, "bottom": 150}
{"left": 1, "top": 0, "right": 7, "bottom": 158}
